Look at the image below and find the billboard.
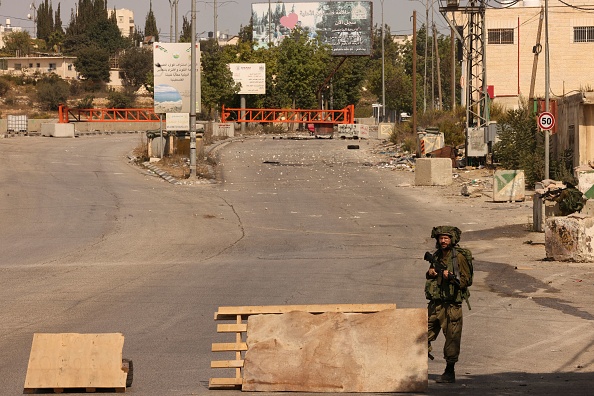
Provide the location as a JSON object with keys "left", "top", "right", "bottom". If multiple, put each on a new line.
{"left": 252, "top": 1, "right": 372, "bottom": 56}
{"left": 229, "top": 63, "right": 266, "bottom": 94}
{"left": 153, "top": 42, "right": 201, "bottom": 114}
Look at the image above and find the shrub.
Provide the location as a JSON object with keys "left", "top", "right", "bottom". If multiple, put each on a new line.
{"left": 107, "top": 90, "right": 134, "bottom": 109}
{"left": 0, "top": 77, "right": 11, "bottom": 96}
{"left": 75, "top": 95, "right": 95, "bottom": 109}
{"left": 493, "top": 102, "right": 545, "bottom": 186}
{"left": 36, "top": 75, "right": 70, "bottom": 111}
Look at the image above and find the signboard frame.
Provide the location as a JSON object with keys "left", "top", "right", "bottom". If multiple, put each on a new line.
{"left": 229, "top": 63, "right": 266, "bottom": 95}
{"left": 153, "top": 42, "right": 201, "bottom": 114}
{"left": 251, "top": 1, "right": 373, "bottom": 56}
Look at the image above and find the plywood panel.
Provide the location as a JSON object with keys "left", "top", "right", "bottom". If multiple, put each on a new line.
{"left": 24, "top": 333, "right": 127, "bottom": 390}
{"left": 242, "top": 309, "right": 428, "bottom": 393}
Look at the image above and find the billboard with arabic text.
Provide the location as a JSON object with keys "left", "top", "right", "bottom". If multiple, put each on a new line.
{"left": 252, "top": 1, "right": 372, "bottom": 56}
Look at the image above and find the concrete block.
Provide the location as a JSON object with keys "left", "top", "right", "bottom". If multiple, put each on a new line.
{"left": 493, "top": 170, "right": 525, "bottom": 202}
{"left": 577, "top": 170, "right": 594, "bottom": 199}
{"left": 580, "top": 199, "right": 594, "bottom": 216}
{"left": 243, "top": 309, "right": 427, "bottom": 393}
{"left": 213, "top": 122, "right": 234, "bottom": 137}
{"left": 378, "top": 123, "right": 393, "bottom": 139}
{"left": 41, "top": 123, "right": 75, "bottom": 138}
{"left": 337, "top": 124, "right": 370, "bottom": 139}
{"left": 545, "top": 215, "right": 594, "bottom": 262}
{"left": 414, "top": 158, "right": 452, "bottom": 186}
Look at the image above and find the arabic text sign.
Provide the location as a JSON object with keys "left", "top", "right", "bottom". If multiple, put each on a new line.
{"left": 153, "top": 42, "right": 201, "bottom": 113}
{"left": 229, "top": 63, "right": 266, "bottom": 95}
{"left": 251, "top": 1, "right": 372, "bottom": 56}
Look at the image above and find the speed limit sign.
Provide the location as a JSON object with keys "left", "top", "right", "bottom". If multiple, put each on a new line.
{"left": 538, "top": 112, "right": 555, "bottom": 130}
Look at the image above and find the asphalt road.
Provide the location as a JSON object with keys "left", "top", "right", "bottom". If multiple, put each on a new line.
{"left": 0, "top": 134, "right": 592, "bottom": 395}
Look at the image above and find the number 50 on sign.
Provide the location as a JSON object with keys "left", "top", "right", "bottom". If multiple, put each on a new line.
{"left": 538, "top": 112, "right": 555, "bottom": 131}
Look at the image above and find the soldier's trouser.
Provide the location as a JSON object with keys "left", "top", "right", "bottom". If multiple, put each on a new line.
{"left": 427, "top": 300, "right": 463, "bottom": 363}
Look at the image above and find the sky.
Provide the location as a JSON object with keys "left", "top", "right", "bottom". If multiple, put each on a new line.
{"left": 0, "top": 0, "right": 451, "bottom": 41}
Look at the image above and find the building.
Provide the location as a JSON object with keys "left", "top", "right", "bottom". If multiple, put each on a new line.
{"left": 0, "top": 56, "right": 77, "bottom": 80}
{"left": 483, "top": 0, "right": 594, "bottom": 109}
{"left": 108, "top": 8, "right": 135, "bottom": 38}
{"left": 0, "top": 19, "right": 23, "bottom": 49}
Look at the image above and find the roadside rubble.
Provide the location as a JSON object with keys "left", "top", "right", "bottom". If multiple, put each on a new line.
{"left": 370, "top": 141, "right": 495, "bottom": 198}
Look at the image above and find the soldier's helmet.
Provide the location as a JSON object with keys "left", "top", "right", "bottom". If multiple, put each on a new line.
{"left": 431, "top": 225, "right": 461, "bottom": 245}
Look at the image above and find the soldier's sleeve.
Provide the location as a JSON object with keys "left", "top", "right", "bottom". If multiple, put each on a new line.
{"left": 457, "top": 253, "right": 471, "bottom": 289}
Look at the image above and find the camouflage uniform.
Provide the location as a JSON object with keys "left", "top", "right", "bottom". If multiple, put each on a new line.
{"left": 425, "top": 226, "right": 471, "bottom": 383}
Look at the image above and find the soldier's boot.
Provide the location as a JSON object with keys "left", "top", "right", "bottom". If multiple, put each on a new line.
{"left": 435, "top": 362, "right": 455, "bottom": 383}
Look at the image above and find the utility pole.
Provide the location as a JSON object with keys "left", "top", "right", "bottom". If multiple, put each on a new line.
{"left": 175, "top": 0, "right": 179, "bottom": 42}
{"left": 433, "top": 23, "right": 442, "bottom": 110}
{"left": 544, "top": 0, "right": 550, "bottom": 179}
{"left": 413, "top": 11, "right": 417, "bottom": 134}
{"left": 424, "top": 0, "right": 428, "bottom": 113}
{"left": 451, "top": 26, "right": 456, "bottom": 110}
{"left": 381, "top": 0, "right": 385, "bottom": 122}
{"left": 440, "top": 0, "right": 488, "bottom": 163}
{"left": 169, "top": 0, "right": 174, "bottom": 42}
{"left": 214, "top": 0, "right": 218, "bottom": 44}
{"left": 190, "top": 0, "right": 197, "bottom": 177}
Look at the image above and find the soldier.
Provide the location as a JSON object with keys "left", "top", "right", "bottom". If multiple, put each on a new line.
{"left": 424, "top": 226, "right": 472, "bottom": 384}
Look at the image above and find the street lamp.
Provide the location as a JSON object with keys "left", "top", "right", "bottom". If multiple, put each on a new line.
{"left": 27, "top": 2, "right": 37, "bottom": 38}
{"left": 198, "top": 0, "right": 237, "bottom": 44}
{"left": 169, "top": 0, "right": 179, "bottom": 43}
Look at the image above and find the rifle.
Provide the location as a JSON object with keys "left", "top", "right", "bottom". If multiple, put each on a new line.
{"left": 424, "top": 251, "right": 460, "bottom": 287}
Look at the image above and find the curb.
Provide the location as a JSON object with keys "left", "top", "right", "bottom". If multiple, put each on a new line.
{"left": 142, "top": 162, "right": 183, "bottom": 185}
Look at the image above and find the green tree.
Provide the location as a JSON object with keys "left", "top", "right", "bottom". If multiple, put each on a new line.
{"left": 179, "top": 16, "right": 191, "bottom": 43}
{"left": 275, "top": 27, "right": 332, "bottom": 109}
{"left": 493, "top": 102, "right": 544, "bottom": 186}
{"left": 107, "top": 89, "right": 134, "bottom": 108}
{"left": 238, "top": 19, "right": 253, "bottom": 44}
{"left": 54, "top": 3, "right": 64, "bottom": 35}
{"left": 118, "top": 47, "right": 153, "bottom": 92}
{"left": 144, "top": 1, "right": 159, "bottom": 42}
{"left": 74, "top": 46, "right": 110, "bottom": 86}
{"left": 330, "top": 56, "right": 369, "bottom": 110}
{"left": 36, "top": 0, "right": 54, "bottom": 41}
{"left": 200, "top": 39, "right": 239, "bottom": 119}
{"left": 3, "top": 31, "right": 33, "bottom": 56}
{"left": 37, "top": 74, "right": 69, "bottom": 110}
{"left": 64, "top": 0, "right": 126, "bottom": 55}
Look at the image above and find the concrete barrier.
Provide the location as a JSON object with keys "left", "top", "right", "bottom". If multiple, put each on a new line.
{"left": 545, "top": 215, "right": 594, "bottom": 262}
{"left": 41, "top": 123, "right": 75, "bottom": 137}
{"left": 493, "top": 170, "right": 525, "bottom": 202}
{"left": 577, "top": 169, "right": 594, "bottom": 199}
{"left": 414, "top": 158, "right": 452, "bottom": 186}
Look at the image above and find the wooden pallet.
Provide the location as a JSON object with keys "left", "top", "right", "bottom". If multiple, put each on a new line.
{"left": 209, "top": 303, "right": 396, "bottom": 389}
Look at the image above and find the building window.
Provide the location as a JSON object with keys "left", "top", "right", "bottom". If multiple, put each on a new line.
{"left": 36, "top": 63, "right": 40, "bottom": 68}
{"left": 14, "top": 63, "right": 21, "bottom": 70}
{"left": 119, "top": 16, "right": 123, "bottom": 23}
{"left": 0, "top": 59, "right": 8, "bottom": 70}
{"left": 574, "top": 26, "right": 594, "bottom": 42}
{"left": 29, "top": 63, "right": 33, "bottom": 68}
{"left": 67, "top": 64, "right": 72, "bottom": 71}
{"left": 488, "top": 28, "right": 514, "bottom": 44}
{"left": 49, "top": 63, "right": 56, "bottom": 70}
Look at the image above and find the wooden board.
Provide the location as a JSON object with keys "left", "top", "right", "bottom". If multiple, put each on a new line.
{"left": 24, "top": 333, "right": 128, "bottom": 392}
{"left": 214, "top": 303, "right": 397, "bottom": 319}
{"left": 210, "top": 304, "right": 398, "bottom": 390}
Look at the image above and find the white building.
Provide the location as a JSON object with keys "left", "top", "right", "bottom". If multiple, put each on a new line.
{"left": 108, "top": 8, "right": 135, "bottom": 38}
{"left": 0, "top": 19, "right": 23, "bottom": 49}
{"left": 0, "top": 56, "right": 77, "bottom": 80}
{"left": 482, "top": 0, "right": 594, "bottom": 108}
